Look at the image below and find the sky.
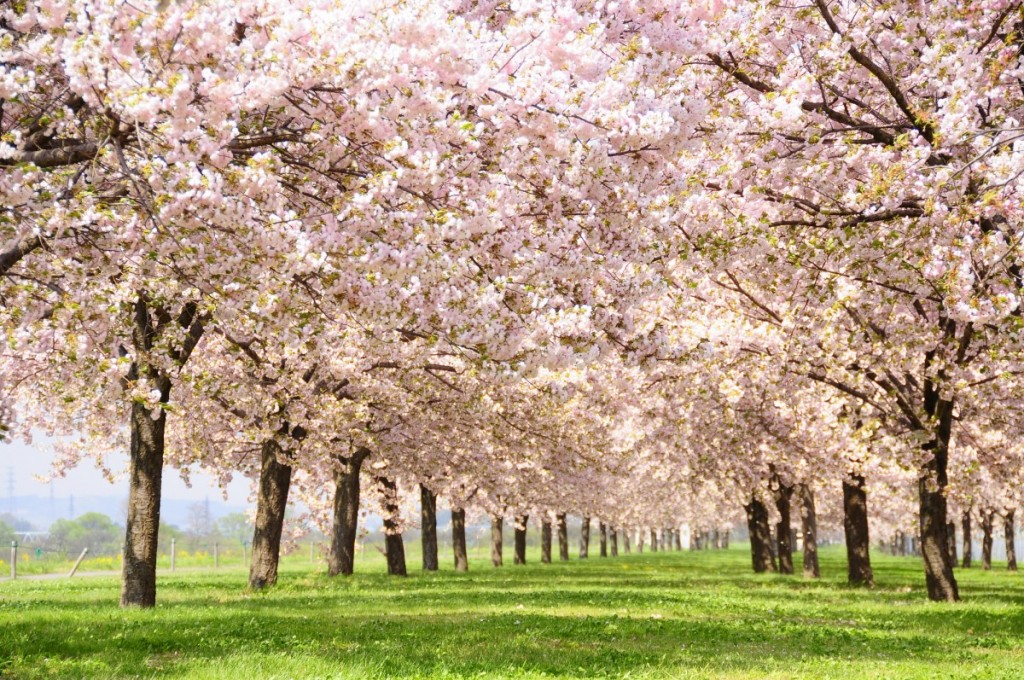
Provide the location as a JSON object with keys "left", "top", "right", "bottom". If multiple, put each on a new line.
{"left": 0, "top": 435, "right": 251, "bottom": 505}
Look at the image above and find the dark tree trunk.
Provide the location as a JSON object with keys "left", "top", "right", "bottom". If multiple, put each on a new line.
{"left": 514, "top": 515, "right": 528, "bottom": 565}
{"left": 650, "top": 528, "right": 659, "bottom": 552}
{"left": 556, "top": 513, "right": 569, "bottom": 561}
{"left": 774, "top": 481, "right": 794, "bottom": 575}
{"left": 540, "top": 519, "right": 552, "bottom": 563}
{"left": 843, "top": 475, "right": 874, "bottom": 587}
{"left": 451, "top": 506, "right": 468, "bottom": 572}
{"left": 249, "top": 439, "right": 293, "bottom": 589}
{"left": 579, "top": 516, "right": 591, "bottom": 558}
{"left": 918, "top": 396, "right": 959, "bottom": 601}
{"left": 946, "top": 521, "right": 957, "bottom": 567}
{"left": 962, "top": 509, "right": 973, "bottom": 568}
{"left": 121, "top": 388, "right": 169, "bottom": 608}
{"left": 610, "top": 527, "right": 618, "bottom": 556}
{"left": 623, "top": 529, "right": 632, "bottom": 554}
{"left": 328, "top": 448, "right": 369, "bottom": 576}
{"left": 743, "top": 498, "right": 776, "bottom": 573}
{"left": 120, "top": 298, "right": 204, "bottom": 608}
{"left": 377, "top": 476, "right": 407, "bottom": 577}
{"left": 661, "top": 528, "right": 668, "bottom": 553}
{"left": 674, "top": 530, "right": 682, "bottom": 551}
{"left": 722, "top": 530, "right": 729, "bottom": 549}
{"left": 1005, "top": 510, "right": 1017, "bottom": 572}
{"left": 981, "top": 509, "right": 994, "bottom": 571}
{"left": 491, "top": 516, "right": 503, "bottom": 567}
{"left": 637, "top": 529, "right": 644, "bottom": 553}
{"left": 420, "top": 485, "right": 438, "bottom": 572}
{"left": 799, "top": 484, "right": 819, "bottom": 579}
{"left": 711, "top": 529, "right": 719, "bottom": 550}
{"left": 599, "top": 522, "right": 608, "bottom": 557}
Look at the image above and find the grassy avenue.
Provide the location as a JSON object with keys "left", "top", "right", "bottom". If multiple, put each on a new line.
{"left": 1, "top": 546, "right": 1022, "bottom": 679}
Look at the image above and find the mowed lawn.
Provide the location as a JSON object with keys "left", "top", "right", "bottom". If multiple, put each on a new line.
{"left": 1, "top": 545, "right": 1023, "bottom": 679}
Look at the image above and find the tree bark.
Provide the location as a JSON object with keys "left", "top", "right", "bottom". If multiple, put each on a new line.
{"left": 540, "top": 519, "right": 552, "bottom": 564}
{"left": 799, "top": 484, "right": 820, "bottom": 579}
{"left": 945, "top": 521, "right": 957, "bottom": 567}
{"left": 420, "top": 485, "right": 438, "bottom": 572}
{"left": 120, "top": 297, "right": 204, "bottom": 608}
{"left": 579, "top": 516, "right": 591, "bottom": 558}
{"left": 981, "top": 509, "right": 994, "bottom": 571}
{"left": 556, "top": 513, "right": 569, "bottom": 561}
{"left": 599, "top": 522, "right": 608, "bottom": 557}
{"left": 513, "top": 515, "right": 528, "bottom": 565}
{"left": 623, "top": 528, "right": 632, "bottom": 554}
{"left": 773, "top": 480, "right": 794, "bottom": 575}
{"left": 674, "top": 530, "right": 682, "bottom": 551}
{"left": 248, "top": 438, "right": 293, "bottom": 589}
{"left": 722, "top": 530, "right": 729, "bottom": 549}
{"left": 843, "top": 475, "right": 874, "bottom": 587}
{"left": 610, "top": 527, "right": 618, "bottom": 556}
{"left": 1005, "top": 509, "right": 1017, "bottom": 572}
{"left": 378, "top": 476, "right": 407, "bottom": 576}
{"left": 918, "top": 395, "right": 959, "bottom": 601}
{"left": 743, "top": 498, "right": 776, "bottom": 573}
{"left": 962, "top": 509, "right": 972, "bottom": 568}
{"left": 650, "top": 528, "right": 659, "bottom": 552}
{"left": 451, "top": 506, "right": 468, "bottom": 572}
{"left": 120, "top": 390, "right": 169, "bottom": 608}
{"left": 328, "top": 448, "right": 369, "bottom": 576}
{"left": 637, "top": 529, "right": 644, "bottom": 553}
{"left": 491, "top": 516, "right": 503, "bottom": 567}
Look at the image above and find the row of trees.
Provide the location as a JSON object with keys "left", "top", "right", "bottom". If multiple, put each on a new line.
{"left": 3, "top": 0, "right": 1024, "bottom": 605}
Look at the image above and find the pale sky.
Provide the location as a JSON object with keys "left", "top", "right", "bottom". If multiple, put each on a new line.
{"left": 0, "top": 436, "right": 252, "bottom": 504}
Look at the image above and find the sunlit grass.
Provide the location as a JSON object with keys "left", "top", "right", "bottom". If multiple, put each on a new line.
{"left": 1, "top": 545, "right": 1022, "bottom": 678}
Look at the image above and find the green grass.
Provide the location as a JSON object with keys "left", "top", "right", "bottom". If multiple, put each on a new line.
{"left": 1, "top": 545, "right": 1023, "bottom": 679}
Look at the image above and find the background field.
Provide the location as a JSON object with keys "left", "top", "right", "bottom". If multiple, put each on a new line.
{"left": 1, "top": 545, "right": 1022, "bottom": 679}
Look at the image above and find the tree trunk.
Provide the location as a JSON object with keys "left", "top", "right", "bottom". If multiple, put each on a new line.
{"left": 328, "top": 448, "right": 369, "bottom": 576}
{"left": 674, "top": 530, "right": 682, "bottom": 551}
{"left": 377, "top": 476, "right": 407, "bottom": 577}
{"left": 249, "top": 439, "right": 293, "bottom": 589}
{"left": 981, "top": 509, "right": 994, "bottom": 571}
{"left": 623, "top": 529, "right": 632, "bottom": 554}
{"left": 1005, "top": 510, "right": 1017, "bottom": 572}
{"left": 513, "top": 515, "right": 528, "bottom": 565}
{"left": 650, "top": 528, "right": 658, "bottom": 552}
{"left": 743, "top": 498, "right": 776, "bottom": 573}
{"left": 799, "top": 484, "right": 819, "bottom": 579}
{"left": 540, "top": 519, "right": 552, "bottom": 564}
{"left": 637, "top": 529, "right": 644, "bottom": 553}
{"left": 491, "top": 516, "right": 503, "bottom": 567}
{"left": 451, "top": 506, "right": 468, "bottom": 572}
{"left": 918, "top": 398, "right": 959, "bottom": 601}
{"left": 556, "top": 513, "right": 569, "bottom": 561}
{"left": 961, "top": 509, "right": 972, "bottom": 568}
{"left": 120, "top": 388, "right": 170, "bottom": 608}
{"left": 945, "top": 521, "right": 957, "bottom": 567}
{"left": 661, "top": 528, "right": 668, "bottom": 553}
{"left": 843, "top": 475, "right": 874, "bottom": 587}
{"left": 773, "top": 480, "right": 794, "bottom": 575}
{"left": 599, "top": 522, "right": 608, "bottom": 557}
{"left": 722, "top": 530, "right": 729, "bottom": 549}
{"left": 420, "top": 485, "right": 438, "bottom": 572}
{"left": 579, "top": 516, "right": 591, "bottom": 558}
{"left": 610, "top": 527, "right": 618, "bottom": 557}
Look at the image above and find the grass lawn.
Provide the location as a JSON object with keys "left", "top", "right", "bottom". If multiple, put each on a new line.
{"left": 1, "top": 545, "right": 1022, "bottom": 679}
